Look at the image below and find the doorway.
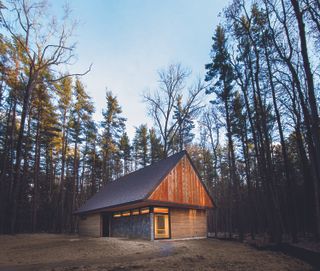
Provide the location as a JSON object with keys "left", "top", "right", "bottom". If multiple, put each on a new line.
{"left": 102, "top": 214, "right": 110, "bottom": 237}
{"left": 154, "top": 214, "right": 170, "bottom": 239}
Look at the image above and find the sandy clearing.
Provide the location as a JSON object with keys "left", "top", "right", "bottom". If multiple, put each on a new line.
{"left": 0, "top": 234, "right": 314, "bottom": 271}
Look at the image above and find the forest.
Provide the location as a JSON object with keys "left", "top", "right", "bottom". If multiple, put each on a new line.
{"left": 0, "top": 0, "right": 319, "bottom": 246}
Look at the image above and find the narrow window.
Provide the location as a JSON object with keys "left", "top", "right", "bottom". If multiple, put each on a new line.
{"left": 154, "top": 207, "right": 169, "bottom": 214}
{"left": 140, "top": 207, "right": 150, "bottom": 214}
{"left": 122, "top": 210, "right": 130, "bottom": 217}
{"left": 132, "top": 209, "right": 139, "bottom": 215}
{"left": 113, "top": 212, "right": 121, "bottom": 218}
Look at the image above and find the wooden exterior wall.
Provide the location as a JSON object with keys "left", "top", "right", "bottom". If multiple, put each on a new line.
{"left": 148, "top": 156, "right": 213, "bottom": 208}
{"left": 170, "top": 208, "right": 207, "bottom": 239}
{"left": 78, "top": 213, "right": 101, "bottom": 237}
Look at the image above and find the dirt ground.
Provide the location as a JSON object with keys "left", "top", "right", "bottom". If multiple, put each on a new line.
{"left": 0, "top": 234, "right": 314, "bottom": 271}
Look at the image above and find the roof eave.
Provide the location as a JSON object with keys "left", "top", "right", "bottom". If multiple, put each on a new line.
{"left": 73, "top": 199, "right": 146, "bottom": 215}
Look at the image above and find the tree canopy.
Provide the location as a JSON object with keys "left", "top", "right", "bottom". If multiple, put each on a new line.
{"left": 0, "top": 0, "right": 319, "bottom": 245}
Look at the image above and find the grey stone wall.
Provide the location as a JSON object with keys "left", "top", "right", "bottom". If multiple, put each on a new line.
{"left": 110, "top": 214, "right": 151, "bottom": 239}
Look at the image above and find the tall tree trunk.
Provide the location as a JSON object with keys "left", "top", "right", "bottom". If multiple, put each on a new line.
{"left": 19, "top": 112, "right": 32, "bottom": 233}
{"left": 241, "top": 121, "right": 255, "bottom": 240}
{"left": 267, "top": 0, "right": 320, "bottom": 239}
{"left": 0, "top": 97, "right": 16, "bottom": 233}
{"left": 59, "top": 111, "right": 68, "bottom": 232}
{"left": 264, "top": 46, "right": 298, "bottom": 242}
{"left": 71, "top": 136, "right": 79, "bottom": 232}
{"left": 291, "top": 0, "right": 320, "bottom": 239}
{"left": 32, "top": 113, "right": 41, "bottom": 232}
{"left": 247, "top": 51, "right": 281, "bottom": 242}
{"left": 11, "top": 68, "right": 38, "bottom": 233}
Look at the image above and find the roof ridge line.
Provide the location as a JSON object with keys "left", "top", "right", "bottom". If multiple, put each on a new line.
{"left": 74, "top": 150, "right": 187, "bottom": 214}
{"left": 109, "top": 150, "right": 187, "bottom": 183}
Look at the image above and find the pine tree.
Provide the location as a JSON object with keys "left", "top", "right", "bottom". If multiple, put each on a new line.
{"left": 119, "top": 132, "right": 131, "bottom": 174}
{"left": 133, "top": 124, "right": 149, "bottom": 168}
{"left": 100, "top": 91, "right": 126, "bottom": 183}
{"left": 205, "top": 25, "right": 241, "bottom": 239}
{"left": 0, "top": 0, "right": 85, "bottom": 233}
{"left": 56, "top": 77, "right": 72, "bottom": 232}
{"left": 173, "top": 95, "right": 195, "bottom": 151}
{"left": 149, "top": 128, "right": 164, "bottom": 163}
{"left": 69, "top": 79, "right": 94, "bottom": 230}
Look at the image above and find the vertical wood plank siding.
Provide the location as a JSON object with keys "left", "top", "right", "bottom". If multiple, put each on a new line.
{"left": 78, "top": 213, "right": 101, "bottom": 237}
{"left": 149, "top": 156, "right": 213, "bottom": 208}
{"left": 170, "top": 208, "right": 207, "bottom": 239}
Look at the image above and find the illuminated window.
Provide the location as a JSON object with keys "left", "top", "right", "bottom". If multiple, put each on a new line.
{"left": 122, "top": 210, "right": 130, "bottom": 216}
{"left": 140, "top": 207, "right": 150, "bottom": 214}
{"left": 154, "top": 207, "right": 169, "bottom": 213}
{"left": 132, "top": 209, "right": 139, "bottom": 215}
{"left": 113, "top": 212, "right": 121, "bottom": 218}
{"left": 154, "top": 214, "right": 169, "bottom": 239}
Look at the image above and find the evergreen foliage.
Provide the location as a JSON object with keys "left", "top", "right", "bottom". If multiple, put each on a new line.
{"left": 0, "top": 0, "right": 319, "bottom": 244}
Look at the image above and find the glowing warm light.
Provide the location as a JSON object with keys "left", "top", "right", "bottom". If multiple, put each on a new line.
{"left": 113, "top": 212, "right": 121, "bottom": 218}
{"left": 154, "top": 214, "right": 169, "bottom": 239}
{"left": 140, "top": 207, "right": 150, "bottom": 214}
{"left": 132, "top": 209, "right": 139, "bottom": 215}
{"left": 154, "top": 207, "right": 169, "bottom": 213}
{"left": 122, "top": 211, "right": 130, "bottom": 216}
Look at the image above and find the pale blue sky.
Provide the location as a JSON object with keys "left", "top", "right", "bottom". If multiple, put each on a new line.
{"left": 54, "top": 0, "right": 227, "bottom": 138}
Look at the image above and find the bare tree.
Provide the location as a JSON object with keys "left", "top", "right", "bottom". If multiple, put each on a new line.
{"left": 200, "top": 106, "right": 221, "bottom": 237}
{"left": 144, "top": 63, "right": 204, "bottom": 156}
{"left": 201, "top": 106, "right": 221, "bottom": 175}
{"left": 0, "top": 0, "right": 90, "bottom": 233}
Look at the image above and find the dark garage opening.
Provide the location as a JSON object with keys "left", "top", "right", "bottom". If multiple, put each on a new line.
{"left": 102, "top": 214, "right": 110, "bottom": 237}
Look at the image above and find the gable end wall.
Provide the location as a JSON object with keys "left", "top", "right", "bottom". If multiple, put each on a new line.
{"left": 148, "top": 156, "right": 213, "bottom": 208}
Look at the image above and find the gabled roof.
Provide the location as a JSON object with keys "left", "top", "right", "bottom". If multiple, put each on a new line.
{"left": 75, "top": 151, "right": 187, "bottom": 214}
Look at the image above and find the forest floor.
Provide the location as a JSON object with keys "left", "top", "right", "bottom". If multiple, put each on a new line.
{"left": 0, "top": 234, "right": 315, "bottom": 271}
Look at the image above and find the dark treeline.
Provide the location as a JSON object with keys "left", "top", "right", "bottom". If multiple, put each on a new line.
{"left": 0, "top": 0, "right": 319, "bottom": 245}
{"left": 203, "top": 0, "right": 320, "bottom": 244}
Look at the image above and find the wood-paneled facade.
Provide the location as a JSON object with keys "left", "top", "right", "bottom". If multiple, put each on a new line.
{"left": 78, "top": 213, "right": 101, "bottom": 237}
{"left": 170, "top": 208, "right": 207, "bottom": 239}
{"left": 148, "top": 156, "right": 213, "bottom": 208}
{"left": 77, "top": 151, "right": 215, "bottom": 240}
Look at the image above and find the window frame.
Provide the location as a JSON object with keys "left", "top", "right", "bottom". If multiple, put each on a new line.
{"left": 153, "top": 207, "right": 169, "bottom": 214}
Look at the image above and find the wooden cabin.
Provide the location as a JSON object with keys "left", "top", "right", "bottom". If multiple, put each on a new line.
{"left": 75, "top": 150, "right": 215, "bottom": 240}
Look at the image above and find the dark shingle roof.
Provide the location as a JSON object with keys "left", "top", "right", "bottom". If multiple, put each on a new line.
{"left": 74, "top": 151, "right": 186, "bottom": 214}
